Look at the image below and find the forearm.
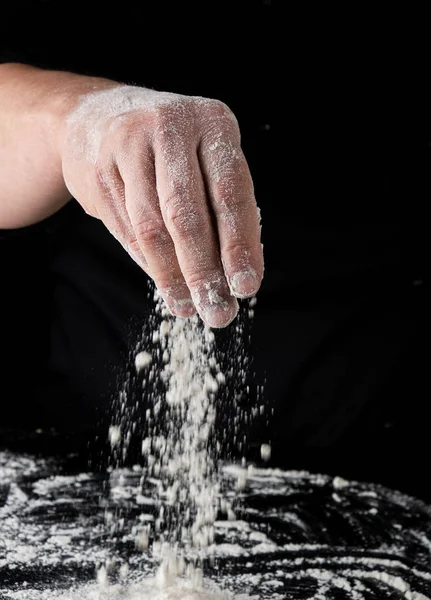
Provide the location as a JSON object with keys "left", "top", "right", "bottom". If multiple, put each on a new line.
{"left": 0, "top": 63, "right": 117, "bottom": 228}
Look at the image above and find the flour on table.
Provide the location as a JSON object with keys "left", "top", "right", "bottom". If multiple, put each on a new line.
{"left": 2, "top": 451, "right": 431, "bottom": 600}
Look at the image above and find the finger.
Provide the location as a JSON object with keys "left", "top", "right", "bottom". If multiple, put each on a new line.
{"left": 198, "top": 106, "right": 264, "bottom": 299}
{"left": 154, "top": 126, "right": 239, "bottom": 328}
{"left": 92, "top": 160, "right": 151, "bottom": 273}
{"left": 119, "top": 147, "right": 197, "bottom": 319}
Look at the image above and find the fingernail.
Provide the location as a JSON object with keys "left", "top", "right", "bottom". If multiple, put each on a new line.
{"left": 166, "top": 298, "right": 196, "bottom": 319}
{"left": 192, "top": 286, "right": 239, "bottom": 328}
{"left": 202, "top": 299, "right": 239, "bottom": 328}
{"left": 229, "top": 268, "right": 260, "bottom": 298}
{"left": 159, "top": 287, "right": 197, "bottom": 318}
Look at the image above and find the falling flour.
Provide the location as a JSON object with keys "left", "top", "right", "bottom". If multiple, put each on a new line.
{"left": 134, "top": 351, "right": 152, "bottom": 372}
{"left": 102, "top": 290, "right": 256, "bottom": 597}
{"left": 138, "top": 305, "right": 226, "bottom": 586}
{"left": 260, "top": 444, "right": 271, "bottom": 463}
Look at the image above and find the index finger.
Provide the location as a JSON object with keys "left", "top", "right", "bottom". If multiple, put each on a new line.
{"left": 198, "top": 103, "right": 264, "bottom": 299}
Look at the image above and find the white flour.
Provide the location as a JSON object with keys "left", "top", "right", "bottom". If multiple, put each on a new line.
{"left": 134, "top": 351, "right": 153, "bottom": 372}
{"left": 2, "top": 248, "right": 430, "bottom": 598}
{"left": 3, "top": 580, "right": 256, "bottom": 600}
{"left": 259, "top": 444, "right": 271, "bottom": 462}
{"left": 55, "top": 578, "right": 241, "bottom": 600}
{"left": 101, "top": 293, "right": 255, "bottom": 597}
{"left": 2, "top": 452, "right": 431, "bottom": 599}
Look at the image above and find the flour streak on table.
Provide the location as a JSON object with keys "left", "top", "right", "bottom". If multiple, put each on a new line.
{"left": 1, "top": 452, "right": 431, "bottom": 599}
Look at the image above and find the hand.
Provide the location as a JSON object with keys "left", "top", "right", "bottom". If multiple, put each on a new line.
{"left": 60, "top": 85, "right": 263, "bottom": 328}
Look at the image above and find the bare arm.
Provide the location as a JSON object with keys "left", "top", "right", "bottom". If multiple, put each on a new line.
{"left": 0, "top": 63, "right": 115, "bottom": 227}
{"left": 0, "top": 63, "right": 263, "bottom": 328}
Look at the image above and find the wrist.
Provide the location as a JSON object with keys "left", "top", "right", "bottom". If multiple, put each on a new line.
{"left": 50, "top": 72, "right": 120, "bottom": 160}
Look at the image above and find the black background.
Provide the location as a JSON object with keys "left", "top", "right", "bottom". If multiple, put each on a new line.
{"left": 0, "top": 2, "right": 429, "bottom": 502}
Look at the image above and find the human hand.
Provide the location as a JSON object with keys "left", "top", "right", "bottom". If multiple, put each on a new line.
{"left": 60, "top": 85, "right": 263, "bottom": 328}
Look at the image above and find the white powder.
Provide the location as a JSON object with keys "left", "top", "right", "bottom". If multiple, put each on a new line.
{"left": 103, "top": 296, "right": 234, "bottom": 594}
{"left": 99, "top": 286, "right": 260, "bottom": 597}
{"left": 138, "top": 309, "right": 223, "bottom": 585}
{"left": 135, "top": 351, "right": 153, "bottom": 372}
{"left": 284, "top": 568, "right": 431, "bottom": 600}
{"left": 35, "top": 578, "right": 254, "bottom": 600}
{"left": 109, "top": 425, "right": 122, "bottom": 448}
{"left": 333, "top": 475, "right": 349, "bottom": 490}
{"left": 260, "top": 444, "right": 271, "bottom": 462}
{"left": 2, "top": 451, "right": 431, "bottom": 600}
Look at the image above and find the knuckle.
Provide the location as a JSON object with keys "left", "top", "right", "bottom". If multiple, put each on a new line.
{"left": 209, "top": 159, "right": 239, "bottom": 182}
{"left": 202, "top": 98, "right": 233, "bottom": 119}
{"left": 154, "top": 101, "right": 192, "bottom": 130}
{"left": 185, "top": 269, "right": 221, "bottom": 291}
{"left": 199, "top": 99, "right": 239, "bottom": 134}
{"left": 133, "top": 218, "right": 167, "bottom": 245}
{"left": 120, "top": 120, "right": 147, "bottom": 150}
{"left": 153, "top": 103, "right": 177, "bottom": 124}
{"left": 223, "top": 240, "right": 251, "bottom": 257}
{"left": 207, "top": 155, "right": 250, "bottom": 193}
{"left": 114, "top": 126, "right": 139, "bottom": 153}
{"left": 215, "top": 190, "right": 253, "bottom": 216}
{"left": 93, "top": 157, "right": 124, "bottom": 201}
{"left": 106, "top": 113, "right": 151, "bottom": 158}
{"left": 164, "top": 196, "right": 202, "bottom": 235}
{"left": 128, "top": 238, "right": 141, "bottom": 255}
{"left": 155, "top": 117, "right": 189, "bottom": 143}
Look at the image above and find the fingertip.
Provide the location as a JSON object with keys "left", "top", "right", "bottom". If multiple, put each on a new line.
{"left": 165, "top": 298, "right": 197, "bottom": 319}
{"left": 228, "top": 267, "right": 261, "bottom": 299}
{"left": 199, "top": 298, "right": 239, "bottom": 329}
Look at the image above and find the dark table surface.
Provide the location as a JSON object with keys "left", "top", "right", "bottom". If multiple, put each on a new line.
{"left": 1, "top": 450, "right": 431, "bottom": 599}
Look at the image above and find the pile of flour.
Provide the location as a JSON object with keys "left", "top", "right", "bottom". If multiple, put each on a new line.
{"left": 55, "top": 578, "right": 251, "bottom": 600}
{"left": 5, "top": 579, "right": 255, "bottom": 600}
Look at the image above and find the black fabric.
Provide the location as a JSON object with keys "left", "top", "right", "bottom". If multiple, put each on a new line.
{"left": 0, "top": 4, "right": 429, "bottom": 500}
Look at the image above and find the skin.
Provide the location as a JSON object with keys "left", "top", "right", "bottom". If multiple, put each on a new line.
{"left": 0, "top": 63, "right": 264, "bottom": 328}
